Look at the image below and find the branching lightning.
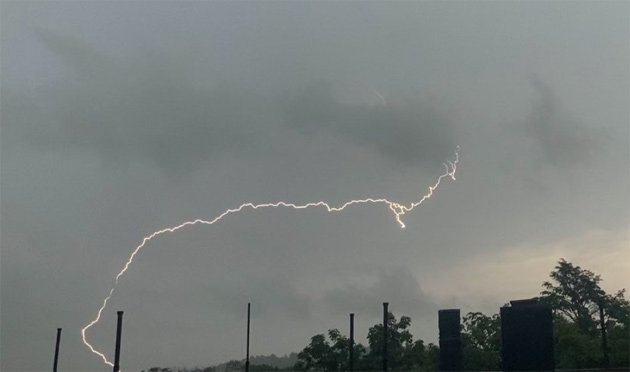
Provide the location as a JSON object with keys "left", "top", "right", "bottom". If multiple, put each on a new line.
{"left": 81, "top": 147, "right": 459, "bottom": 367}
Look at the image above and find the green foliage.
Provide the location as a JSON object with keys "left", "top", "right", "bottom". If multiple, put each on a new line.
{"left": 606, "top": 289, "right": 630, "bottom": 329}
{"left": 401, "top": 340, "right": 440, "bottom": 371}
{"left": 607, "top": 320, "right": 630, "bottom": 367}
{"left": 363, "top": 313, "right": 413, "bottom": 370}
{"left": 144, "top": 368, "right": 216, "bottom": 372}
{"left": 602, "top": 289, "right": 630, "bottom": 367}
{"left": 541, "top": 258, "right": 606, "bottom": 334}
{"left": 248, "top": 364, "right": 279, "bottom": 371}
{"left": 461, "top": 312, "right": 500, "bottom": 370}
{"left": 295, "top": 313, "right": 438, "bottom": 371}
{"left": 246, "top": 353, "right": 298, "bottom": 369}
{"left": 542, "top": 258, "right": 630, "bottom": 368}
{"left": 553, "top": 315, "right": 601, "bottom": 368}
{"left": 224, "top": 360, "right": 244, "bottom": 372}
{"left": 294, "top": 329, "right": 366, "bottom": 371}
{"left": 419, "top": 343, "right": 439, "bottom": 371}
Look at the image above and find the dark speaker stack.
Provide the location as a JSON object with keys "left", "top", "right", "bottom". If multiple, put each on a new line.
{"left": 438, "top": 309, "right": 462, "bottom": 371}
{"left": 500, "top": 298, "right": 554, "bottom": 371}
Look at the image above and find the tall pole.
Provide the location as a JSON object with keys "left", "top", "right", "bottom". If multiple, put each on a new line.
{"left": 349, "top": 313, "right": 355, "bottom": 372}
{"left": 599, "top": 304, "right": 610, "bottom": 368}
{"left": 53, "top": 328, "right": 62, "bottom": 372}
{"left": 113, "top": 311, "right": 124, "bottom": 372}
{"left": 383, "top": 302, "right": 389, "bottom": 372}
{"left": 245, "top": 302, "right": 251, "bottom": 372}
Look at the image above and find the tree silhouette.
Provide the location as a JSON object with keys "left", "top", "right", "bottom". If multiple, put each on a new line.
{"left": 541, "top": 258, "right": 629, "bottom": 367}
{"left": 294, "top": 329, "right": 366, "bottom": 371}
{"left": 461, "top": 312, "right": 500, "bottom": 370}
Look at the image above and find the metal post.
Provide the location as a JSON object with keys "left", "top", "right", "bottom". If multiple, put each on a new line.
{"left": 53, "top": 328, "right": 62, "bottom": 372}
{"left": 383, "top": 302, "right": 388, "bottom": 372}
{"left": 349, "top": 313, "right": 354, "bottom": 372}
{"left": 599, "top": 304, "right": 609, "bottom": 368}
{"left": 245, "top": 302, "right": 251, "bottom": 372}
{"left": 113, "top": 311, "right": 124, "bottom": 372}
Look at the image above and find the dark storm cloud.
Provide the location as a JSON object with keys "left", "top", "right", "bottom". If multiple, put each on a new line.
{"left": 13, "top": 30, "right": 456, "bottom": 177}
{"left": 525, "top": 78, "right": 607, "bottom": 166}
{"left": 283, "top": 82, "right": 456, "bottom": 167}
{"left": 35, "top": 28, "right": 112, "bottom": 74}
{"left": 3, "top": 2, "right": 628, "bottom": 371}
{"left": 324, "top": 269, "right": 437, "bottom": 318}
{"left": 15, "top": 30, "right": 274, "bottom": 174}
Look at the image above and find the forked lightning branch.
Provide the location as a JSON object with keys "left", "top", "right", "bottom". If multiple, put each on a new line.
{"left": 82, "top": 147, "right": 460, "bottom": 367}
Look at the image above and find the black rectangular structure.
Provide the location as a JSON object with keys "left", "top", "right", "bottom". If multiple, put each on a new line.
{"left": 500, "top": 298, "right": 554, "bottom": 371}
{"left": 438, "top": 309, "right": 462, "bottom": 371}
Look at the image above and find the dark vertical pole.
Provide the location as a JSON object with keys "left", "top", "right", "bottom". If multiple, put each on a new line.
{"left": 599, "top": 304, "right": 609, "bottom": 368}
{"left": 382, "top": 302, "right": 388, "bottom": 372}
{"left": 53, "top": 328, "right": 62, "bottom": 372}
{"left": 245, "top": 302, "right": 251, "bottom": 372}
{"left": 113, "top": 311, "right": 124, "bottom": 372}
{"left": 349, "top": 313, "right": 355, "bottom": 372}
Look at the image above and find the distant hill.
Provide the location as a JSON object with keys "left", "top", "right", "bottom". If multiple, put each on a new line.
{"left": 214, "top": 353, "right": 299, "bottom": 371}
{"left": 248, "top": 353, "right": 299, "bottom": 369}
{"left": 143, "top": 352, "right": 299, "bottom": 372}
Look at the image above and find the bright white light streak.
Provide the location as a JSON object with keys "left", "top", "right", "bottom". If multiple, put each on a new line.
{"left": 81, "top": 147, "right": 459, "bottom": 367}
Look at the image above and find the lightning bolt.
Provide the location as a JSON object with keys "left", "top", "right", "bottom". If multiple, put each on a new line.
{"left": 81, "top": 147, "right": 459, "bottom": 367}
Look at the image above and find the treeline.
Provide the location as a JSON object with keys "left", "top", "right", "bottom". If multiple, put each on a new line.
{"left": 291, "top": 259, "right": 628, "bottom": 370}
{"left": 142, "top": 353, "right": 298, "bottom": 372}
{"left": 543, "top": 259, "right": 629, "bottom": 368}
{"left": 293, "top": 313, "right": 439, "bottom": 371}
{"left": 144, "top": 259, "right": 629, "bottom": 371}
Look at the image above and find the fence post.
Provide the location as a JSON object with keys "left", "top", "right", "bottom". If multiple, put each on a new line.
{"left": 113, "top": 311, "right": 124, "bottom": 372}
{"left": 383, "top": 302, "right": 388, "bottom": 372}
{"left": 349, "top": 313, "right": 354, "bottom": 372}
{"left": 246, "top": 302, "right": 251, "bottom": 372}
{"left": 53, "top": 328, "right": 62, "bottom": 372}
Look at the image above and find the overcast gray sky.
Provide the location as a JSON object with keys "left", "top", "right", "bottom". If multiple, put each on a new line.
{"left": 1, "top": 2, "right": 628, "bottom": 371}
